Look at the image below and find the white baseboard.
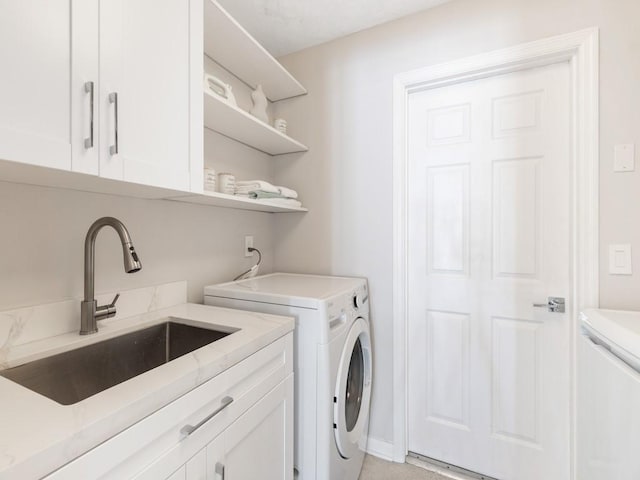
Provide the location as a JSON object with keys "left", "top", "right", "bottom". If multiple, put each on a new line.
{"left": 365, "top": 437, "right": 396, "bottom": 462}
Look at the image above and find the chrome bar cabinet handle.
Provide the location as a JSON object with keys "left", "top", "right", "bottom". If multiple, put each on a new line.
{"left": 180, "top": 396, "right": 233, "bottom": 436}
{"left": 109, "top": 92, "right": 119, "bottom": 155}
{"left": 84, "top": 81, "right": 94, "bottom": 149}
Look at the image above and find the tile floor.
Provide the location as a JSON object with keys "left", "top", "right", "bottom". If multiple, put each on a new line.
{"left": 359, "top": 455, "right": 449, "bottom": 480}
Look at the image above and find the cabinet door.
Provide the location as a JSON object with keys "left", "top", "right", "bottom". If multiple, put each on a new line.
{"left": 210, "top": 375, "right": 294, "bottom": 480}
{"left": 99, "top": 0, "right": 201, "bottom": 191}
{"left": 204, "top": 433, "right": 225, "bottom": 480}
{"left": 185, "top": 449, "right": 207, "bottom": 480}
{"left": 0, "top": 0, "right": 72, "bottom": 170}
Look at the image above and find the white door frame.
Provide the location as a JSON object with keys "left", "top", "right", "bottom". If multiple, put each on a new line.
{"left": 392, "top": 28, "right": 599, "bottom": 477}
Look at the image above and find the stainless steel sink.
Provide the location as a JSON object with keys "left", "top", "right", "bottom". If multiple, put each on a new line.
{"left": 0, "top": 321, "right": 236, "bottom": 405}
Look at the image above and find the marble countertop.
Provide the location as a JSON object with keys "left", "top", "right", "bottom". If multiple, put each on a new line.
{"left": 0, "top": 302, "right": 294, "bottom": 479}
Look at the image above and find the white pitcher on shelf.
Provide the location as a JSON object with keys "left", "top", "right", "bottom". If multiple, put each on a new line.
{"left": 250, "top": 84, "right": 269, "bottom": 123}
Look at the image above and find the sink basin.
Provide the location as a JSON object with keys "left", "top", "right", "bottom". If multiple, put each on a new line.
{"left": 0, "top": 321, "right": 235, "bottom": 405}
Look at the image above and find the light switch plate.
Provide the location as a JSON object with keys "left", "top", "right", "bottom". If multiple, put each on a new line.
{"left": 609, "top": 244, "right": 632, "bottom": 275}
{"left": 614, "top": 144, "right": 635, "bottom": 172}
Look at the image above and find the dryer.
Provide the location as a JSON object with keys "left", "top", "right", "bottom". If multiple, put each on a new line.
{"left": 204, "top": 273, "right": 372, "bottom": 480}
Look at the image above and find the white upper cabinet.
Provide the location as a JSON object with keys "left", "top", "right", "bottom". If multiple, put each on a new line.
{"left": 98, "top": 0, "right": 201, "bottom": 191}
{"left": 0, "top": 0, "right": 202, "bottom": 193}
{"left": 0, "top": 0, "right": 72, "bottom": 170}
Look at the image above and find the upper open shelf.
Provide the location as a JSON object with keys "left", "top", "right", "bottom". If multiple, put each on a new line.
{"left": 204, "top": 0, "right": 307, "bottom": 102}
{"left": 204, "top": 90, "right": 308, "bottom": 155}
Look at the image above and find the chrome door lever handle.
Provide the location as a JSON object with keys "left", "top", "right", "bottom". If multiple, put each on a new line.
{"left": 533, "top": 297, "right": 565, "bottom": 313}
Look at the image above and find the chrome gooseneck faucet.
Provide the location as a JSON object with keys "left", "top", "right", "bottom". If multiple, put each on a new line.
{"left": 80, "top": 217, "right": 142, "bottom": 335}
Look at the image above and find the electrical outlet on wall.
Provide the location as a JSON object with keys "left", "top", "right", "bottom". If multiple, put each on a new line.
{"left": 244, "top": 236, "right": 254, "bottom": 257}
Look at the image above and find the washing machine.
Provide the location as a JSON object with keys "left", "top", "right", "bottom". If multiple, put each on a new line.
{"left": 204, "top": 273, "right": 372, "bottom": 480}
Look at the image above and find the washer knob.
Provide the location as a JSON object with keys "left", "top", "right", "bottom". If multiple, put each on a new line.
{"left": 353, "top": 293, "right": 363, "bottom": 309}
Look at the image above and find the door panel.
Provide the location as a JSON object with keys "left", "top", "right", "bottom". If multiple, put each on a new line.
{"left": 407, "top": 62, "right": 571, "bottom": 480}
{"left": 491, "top": 317, "right": 540, "bottom": 446}
{"left": 427, "top": 165, "right": 469, "bottom": 275}
{"left": 0, "top": 0, "right": 71, "bottom": 169}
{"left": 425, "top": 310, "right": 470, "bottom": 429}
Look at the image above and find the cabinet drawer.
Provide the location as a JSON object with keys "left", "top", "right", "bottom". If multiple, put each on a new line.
{"left": 45, "top": 334, "right": 293, "bottom": 479}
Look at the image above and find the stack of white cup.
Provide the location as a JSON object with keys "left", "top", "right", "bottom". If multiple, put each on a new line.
{"left": 204, "top": 167, "right": 216, "bottom": 191}
{"left": 217, "top": 173, "right": 235, "bottom": 195}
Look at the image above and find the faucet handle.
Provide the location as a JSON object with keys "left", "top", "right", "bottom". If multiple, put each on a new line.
{"left": 95, "top": 293, "right": 120, "bottom": 321}
{"left": 109, "top": 293, "right": 120, "bottom": 308}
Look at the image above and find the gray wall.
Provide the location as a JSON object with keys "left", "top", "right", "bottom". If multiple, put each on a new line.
{"left": 272, "top": 0, "right": 640, "bottom": 446}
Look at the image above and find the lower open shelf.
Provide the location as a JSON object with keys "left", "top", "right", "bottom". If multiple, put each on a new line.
{"left": 168, "top": 190, "right": 308, "bottom": 213}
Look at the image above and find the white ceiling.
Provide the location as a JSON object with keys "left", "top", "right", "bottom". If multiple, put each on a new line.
{"left": 217, "top": 0, "right": 452, "bottom": 57}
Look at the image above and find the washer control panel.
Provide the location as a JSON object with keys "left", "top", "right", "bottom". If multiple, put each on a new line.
{"left": 326, "top": 282, "right": 369, "bottom": 327}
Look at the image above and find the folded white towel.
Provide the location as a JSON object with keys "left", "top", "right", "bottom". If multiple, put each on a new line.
{"left": 235, "top": 180, "right": 279, "bottom": 195}
{"left": 257, "top": 198, "right": 303, "bottom": 208}
{"left": 275, "top": 186, "right": 298, "bottom": 199}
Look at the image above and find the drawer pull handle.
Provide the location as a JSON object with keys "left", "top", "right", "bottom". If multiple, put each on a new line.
{"left": 180, "top": 396, "right": 233, "bottom": 436}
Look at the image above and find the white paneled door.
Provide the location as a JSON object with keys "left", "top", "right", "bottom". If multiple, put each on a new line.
{"left": 407, "top": 62, "right": 571, "bottom": 480}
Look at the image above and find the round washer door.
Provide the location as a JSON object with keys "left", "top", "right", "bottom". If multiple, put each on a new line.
{"left": 334, "top": 317, "right": 372, "bottom": 459}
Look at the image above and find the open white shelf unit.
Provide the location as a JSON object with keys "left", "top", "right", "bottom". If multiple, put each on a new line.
{"left": 204, "top": 0, "right": 306, "bottom": 102}
{"left": 200, "top": 0, "right": 308, "bottom": 213}
{"left": 203, "top": 90, "right": 308, "bottom": 155}
{"left": 170, "top": 190, "right": 308, "bottom": 213}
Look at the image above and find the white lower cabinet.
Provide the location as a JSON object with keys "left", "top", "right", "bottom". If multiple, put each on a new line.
{"left": 45, "top": 334, "right": 293, "bottom": 480}
{"left": 153, "top": 375, "right": 293, "bottom": 480}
